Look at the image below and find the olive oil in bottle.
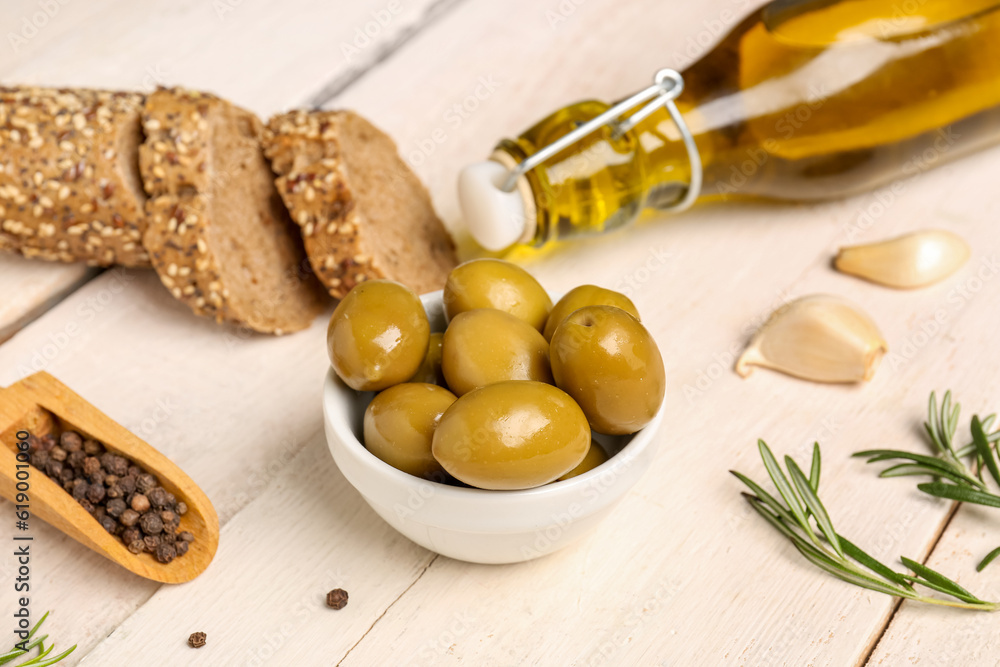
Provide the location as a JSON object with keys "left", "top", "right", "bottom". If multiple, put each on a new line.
{"left": 459, "top": 0, "right": 1000, "bottom": 251}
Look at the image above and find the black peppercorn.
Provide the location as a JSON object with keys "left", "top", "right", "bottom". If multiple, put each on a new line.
{"left": 127, "top": 540, "right": 145, "bottom": 555}
{"left": 88, "top": 467, "right": 106, "bottom": 486}
{"left": 59, "top": 466, "right": 74, "bottom": 484}
{"left": 174, "top": 540, "right": 190, "bottom": 557}
{"left": 104, "top": 473, "right": 119, "bottom": 487}
{"left": 326, "top": 589, "right": 349, "bottom": 610}
{"left": 188, "top": 632, "right": 207, "bottom": 649}
{"left": 118, "top": 475, "right": 136, "bottom": 496}
{"left": 50, "top": 446, "right": 67, "bottom": 462}
{"left": 30, "top": 450, "right": 50, "bottom": 469}
{"left": 98, "top": 515, "right": 118, "bottom": 535}
{"left": 140, "top": 512, "right": 163, "bottom": 535}
{"left": 67, "top": 450, "right": 86, "bottom": 469}
{"left": 178, "top": 531, "right": 195, "bottom": 543}
{"left": 160, "top": 510, "right": 177, "bottom": 524}
{"left": 106, "top": 484, "right": 122, "bottom": 499}
{"left": 136, "top": 473, "right": 155, "bottom": 493}
{"left": 86, "top": 483, "right": 106, "bottom": 504}
{"left": 60, "top": 431, "right": 83, "bottom": 452}
{"left": 122, "top": 526, "right": 141, "bottom": 545}
{"left": 106, "top": 498, "right": 127, "bottom": 518}
{"left": 82, "top": 438, "right": 103, "bottom": 456}
{"left": 78, "top": 498, "right": 94, "bottom": 514}
{"left": 147, "top": 487, "right": 169, "bottom": 509}
{"left": 176, "top": 501, "right": 188, "bottom": 516}
{"left": 101, "top": 453, "right": 129, "bottom": 477}
{"left": 119, "top": 509, "right": 140, "bottom": 528}
{"left": 93, "top": 505, "right": 106, "bottom": 522}
{"left": 71, "top": 478, "right": 88, "bottom": 500}
{"left": 82, "top": 456, "right": 101, "bottom": 477}
{"left": 155, "top": 542, "right": 176, "bottom": 564}
{"left": 143, "top": 535, "right": 160, "bottom": 552}
{"left": 45, "top": 459, "right": 63, "bottom": 478}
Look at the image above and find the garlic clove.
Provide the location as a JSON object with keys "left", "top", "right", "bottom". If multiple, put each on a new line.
{"left": 834, "top": 229, "right": 970, "bottom": 289}
{"left": 736, "top": 295, "right": 887, "bottom": 383}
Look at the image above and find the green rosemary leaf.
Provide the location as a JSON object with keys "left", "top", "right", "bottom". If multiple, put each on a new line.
{"left": 0, "top": 651, "right": 27, "bottom": 666}
{"left": 17, "top": 642, "right": 54, "bottom": 666}
{"left": 856, "top": 450, "right": 983, "bottom": 488}
{"left": 787, "top": 456, "right": 845, "bottom": 558}
{"left": 900, "top": 556, "right": 983, "bottom": 603}
{"left": 27, "top": 646, "right": 75, "bottom": 667}
{"left": 793, "top": 543, "right": 912, "bottom": 599}
{"left": 977, "top": 546, "right": 1000, "bottom": 572}
{"left": 973, "top": 416, "right": 1000, "bottom": 488}
{"left": 917, "top": 482, "right": 1000, "bottom": 508}
{"left": 743, "top": 495, "right": 808, "bottom": 546}
{"left": 809, "top": 442, "right": 821, "bottom": 492}
{"left": 758, "top": 440, "right": 812, "bottom": 536}
{"left": 731, "top": 472, "right": 797, "bottom": 525}
{"left": 839, "top": 536, "right": 913, "bottom": 589}
{"left": 878, "top": 463, "right": 977, "bottom": 487}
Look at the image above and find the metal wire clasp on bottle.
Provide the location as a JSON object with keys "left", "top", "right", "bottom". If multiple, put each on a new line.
{"left": 498, "top": 68, "right": 703, "bottom": 211}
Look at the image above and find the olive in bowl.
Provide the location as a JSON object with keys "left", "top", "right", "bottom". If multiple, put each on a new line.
{"left": 323, "top": 289, "right": 664, "bottom": 564}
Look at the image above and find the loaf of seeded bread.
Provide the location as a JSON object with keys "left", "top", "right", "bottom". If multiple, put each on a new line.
{"left": 0, "top": 86, "right": 150, "bottom": 267}
{"left": 139, "top": 88, "right": 327, "bottom": 334}
{"left": 263, "top": 110, "right": 457, "bottom": 299}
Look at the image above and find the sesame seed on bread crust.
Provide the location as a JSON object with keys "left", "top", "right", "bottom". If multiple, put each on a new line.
{"left": 263, "top": 109, "right": 457, "bottom": 299}
{"left": 140, "top": 88, "right": 327, "bottom": 334}
{"left": 0, "top": 86, "right": 150, "bottom": 267}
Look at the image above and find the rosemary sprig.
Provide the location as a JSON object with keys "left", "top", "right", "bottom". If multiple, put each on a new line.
{"left": 733, "top": 440, "right": 999, "bottom": 611}
{"left": 0, "top": 613, "right": 75, "bottom": 666}
{"left": 854, "top": 391, "right": 1000, "bottom": 570}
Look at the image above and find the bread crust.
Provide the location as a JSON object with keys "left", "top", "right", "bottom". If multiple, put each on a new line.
{"left": 140, "top": 88, "right": 326, "bottom": 334}
{"left": 0, "top": 86, "right": 150, "bottom": 267}
{"left": 263, "top": 110, "right": 457, "bottom": 299}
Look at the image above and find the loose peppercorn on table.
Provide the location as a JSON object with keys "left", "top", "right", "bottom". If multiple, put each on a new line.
{"left": 2, "top": 1, "right": 1000, "bottom": 665}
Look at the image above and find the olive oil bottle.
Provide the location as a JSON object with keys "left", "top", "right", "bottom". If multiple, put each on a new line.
{"left": 459, "top": 0, "right": 1000, "bottom": 251}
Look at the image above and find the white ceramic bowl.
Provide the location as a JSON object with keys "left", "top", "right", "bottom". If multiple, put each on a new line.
{"left": 322, "top": 290, "right": 663, "bottom": 564}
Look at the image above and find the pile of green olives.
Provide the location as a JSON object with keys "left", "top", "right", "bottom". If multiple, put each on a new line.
{"left": 326, "top": 259, "right": 665, "bottom": 491}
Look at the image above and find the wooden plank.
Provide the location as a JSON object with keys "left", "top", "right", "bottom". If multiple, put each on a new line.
{"left": 0, "top": 0, "right": 445, "bottom": 339}
{"left": 0, "top": 257, "right": 96, "bottom": 344}
{"left": 81, "top": 430, "right": 436, "bottom": 665}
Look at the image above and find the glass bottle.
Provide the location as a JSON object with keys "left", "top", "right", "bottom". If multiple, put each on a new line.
{"left": 459, "top": 0, "right": 1000, "bottom": 251}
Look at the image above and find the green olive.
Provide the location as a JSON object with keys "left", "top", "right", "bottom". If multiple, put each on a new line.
{"left": 327, "top": 280, "right": 430, "bottom": 391}
{"left": 556, "top": 441, "right": 610, "bottom": 481}
{"left": 409, "top": 333, "right": 445, "bottom": 386}
{"left": 550, "top": 305, "right": 665, "bottom": 435}
{"left": 542, "top": 285, "right": 640, "bottom": 342}
{"left": 364, "top": 383, "right": 457, "bottom": 480}
{"left": 443, "top": 258, "right": 552, "bottom": 331}
{"left": 432, "top": 381, "right": 590, "bottom": 490}
{"left": 441, "top": 309, "right": 552, "bottom": 396}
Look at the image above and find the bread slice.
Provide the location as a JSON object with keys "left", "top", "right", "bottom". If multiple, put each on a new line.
{"left": 139, "top": 88, "right": 327, "bottom": 334}
{"left": 0, "top": 86, "right": 150, "bottom": 267}
{"left": 263, "top": 110, "right": 457, "bottom": 299}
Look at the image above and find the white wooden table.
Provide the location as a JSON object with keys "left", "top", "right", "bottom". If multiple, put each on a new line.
{"left": 2, "top": 1, "right": 999, "bottom": 664}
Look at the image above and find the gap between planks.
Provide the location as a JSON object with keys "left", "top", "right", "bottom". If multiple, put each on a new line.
{"left": 306, "top": 0, "right": 472, "bottom": 109}
{"left": 857, "top": 500, "right": 962, "bottom": 667}
{"left": 336, "top": 554, "right": 441, "bottom": 666}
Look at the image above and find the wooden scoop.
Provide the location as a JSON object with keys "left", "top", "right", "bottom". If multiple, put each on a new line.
{"left": 0, "top": 372, "right": 218, "bottom": 583}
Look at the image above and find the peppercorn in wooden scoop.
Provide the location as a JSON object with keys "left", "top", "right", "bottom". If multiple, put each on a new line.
{"left": 0, "top": 372, "right": 218, "bottom": 583}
